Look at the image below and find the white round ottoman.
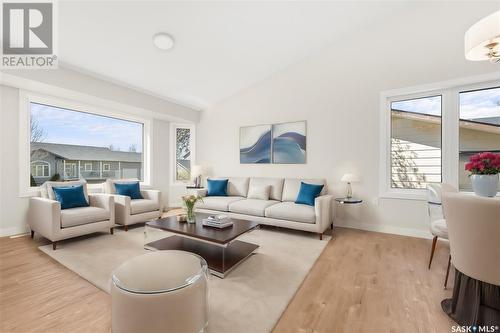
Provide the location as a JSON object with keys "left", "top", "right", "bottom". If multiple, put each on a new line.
{"left": 111, "top": 250, "right": 209, "bottom": 333}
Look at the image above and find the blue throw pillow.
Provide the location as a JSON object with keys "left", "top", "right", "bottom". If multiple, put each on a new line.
{"left": 52, "top": 185, "right": 89, "bottom": 210}
{"left": 207, "top": 179, "right": 228, "bottom": 196}
{"left": 295, "top": 182, "right": 324, "bottom": 206}
{"left": 114, "top": 182, "right": 143, "bottom": 200}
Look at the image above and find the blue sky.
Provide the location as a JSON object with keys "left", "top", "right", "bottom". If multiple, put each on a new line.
{"left": 391, "top": 87, "right": 500, "bottom": 120}
{"left": 30, "top": 103, "right": 143, "bottom": 152}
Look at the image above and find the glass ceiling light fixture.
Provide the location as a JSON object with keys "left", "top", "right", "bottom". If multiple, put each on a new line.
{"left": 153, "top": 32, "right": 175, "bottom": 51}
{"left": 465, "top": 10, "right": 500, "bottom": 63}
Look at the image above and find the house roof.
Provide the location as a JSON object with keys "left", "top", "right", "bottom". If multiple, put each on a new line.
{"left": 31, "top": 142, "right": 142, "bottom": 163}
{"left": 391, "top": 109, "right": 500, "bottom": 135}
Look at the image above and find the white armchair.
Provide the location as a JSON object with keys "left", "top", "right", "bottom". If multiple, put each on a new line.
{"left": 28, "top": 180, "right": 114, "bottom": 250}
{"left": 104, "top": 179, "right": 162, "bottom": 231}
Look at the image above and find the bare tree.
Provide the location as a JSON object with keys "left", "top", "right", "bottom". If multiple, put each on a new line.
{"left": 30, "top": 116, "right": 46, "bottom": 142}
{"left": 128, "top": 144, "right": 137, "bottom": 152}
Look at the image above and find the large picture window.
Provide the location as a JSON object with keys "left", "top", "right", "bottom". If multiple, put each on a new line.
{"left": 459, "top": 87, "right": 500, "bottom": 191}
{"left": 29, "top": 102, "right": 144, "bottom": 186}
{"left": 381, "top": 77, "right": 500, "bottom": 198}
{"left": 390, "top": 96, "right": 442, "bottom": 189}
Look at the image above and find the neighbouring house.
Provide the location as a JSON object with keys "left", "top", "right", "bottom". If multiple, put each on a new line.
{"left": 391, "top": 110, "right": 500, "bottom": 190}
{"left": 30, "top": 142, "right": 142, "bottom": 186}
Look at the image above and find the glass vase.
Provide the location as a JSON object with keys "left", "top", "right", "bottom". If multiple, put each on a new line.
{"left": 186, "top": 206, "right": 196, "bottom": 224}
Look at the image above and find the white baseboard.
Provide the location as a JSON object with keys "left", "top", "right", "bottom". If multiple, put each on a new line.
{"left": 0, "top": 225, "right": 29, "bottom": 237}
{"left": 334, "top": 220, "right": 433, "bottom": 239}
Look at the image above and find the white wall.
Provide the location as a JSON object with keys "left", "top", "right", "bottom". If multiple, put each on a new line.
{"left": 0, "top": 86, "right": 29, "bottom": 236}
{"left": 196, "top": 2, "right": 500, "bottom": 238}
{"left": 0, "top": 68, "right": 197, "bottom": 236}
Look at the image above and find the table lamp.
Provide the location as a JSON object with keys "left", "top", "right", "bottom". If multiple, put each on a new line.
{"left": 341, "top": 173, "right": 359, "bottom": 199}
{"left": 191, "top": 165, "right": 206, "bottom": 188}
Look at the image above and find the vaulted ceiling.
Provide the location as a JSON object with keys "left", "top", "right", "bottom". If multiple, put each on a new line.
{"left": 58, "top": 1, "right": 497, "bottom": 111}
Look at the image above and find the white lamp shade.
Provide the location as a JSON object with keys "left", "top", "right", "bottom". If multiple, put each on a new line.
{"left": 191, "top": 165, "right": 206, "bottom": 177}
{"left": 341, "top": 173, "right": 359, "bottom": 183}
{"left": 465, "top": 10, "right": 500, "bottom": 61}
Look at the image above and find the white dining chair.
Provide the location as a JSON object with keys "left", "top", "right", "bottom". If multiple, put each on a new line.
{"left": 426, "top": 183, "right": 457, "bottom": 288}
{"left": 441, "top": 192, "right": 500, "bottom": 325}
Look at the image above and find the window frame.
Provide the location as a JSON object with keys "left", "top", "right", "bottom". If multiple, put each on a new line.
{"left": 389, "top": 94, "right": 443, "bottom": 191}
{"left": 102, "top": 163, "right": 111, "bottom": 172}
{"left": 20, "top": 91, "right": 152, "bottom": 196}
{"left": 379, "top": 74, "right": 500, "bottom": 200}
{"left": 84, "top": 163, "right": 93, "bottom": 171}
{"left": 170, "top": 123, "right": 196, "bottom": 184}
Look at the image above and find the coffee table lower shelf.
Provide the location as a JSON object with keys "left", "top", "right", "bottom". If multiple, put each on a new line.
{"left": 144, "top": 235, "right": 259, "bottom": 278}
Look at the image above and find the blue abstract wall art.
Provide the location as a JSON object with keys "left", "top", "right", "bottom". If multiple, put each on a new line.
{"left": 239, "top": 125, "right": 272, "bottom": 163}
{"left": 272, "top": 121, "right": 306, "bottom": 164}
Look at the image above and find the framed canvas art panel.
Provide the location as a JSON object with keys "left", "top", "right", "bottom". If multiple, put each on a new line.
{"left": 239, "top": 124, "right": 272, "bottom": 163}
{"left": 272, "top": 121, "right": 306, "bottom": 164}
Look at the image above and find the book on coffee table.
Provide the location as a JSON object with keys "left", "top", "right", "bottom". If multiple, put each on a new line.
{"left": 202, "top": 215, "right": 233, "bottom": 228}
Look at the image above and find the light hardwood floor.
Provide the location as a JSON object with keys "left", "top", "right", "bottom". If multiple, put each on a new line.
{"left": 0, "top": 225, "right": 455, "bottom": 333}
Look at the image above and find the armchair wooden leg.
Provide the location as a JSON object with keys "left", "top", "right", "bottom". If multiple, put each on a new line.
{"left": 444, "top": 255, "right": 451, "bottom": 289}
{"left": 110, "top": 228, "right": 114, "bottom": 235}
{"left": 30, "top": 230, "right": 34, "bottom": 238}
{"left": 52, "top": 242, "right": 57, "bottom": 250}
{"left": 318, "top": 233, "right": 323, "bottom": 240}
{"left": 124, "top": 225, "right": 128, "bottom": 232}
{"left": 428, "top": 236, "right": 438, "bottom": 269}
{"left": 330, "top": 223, "right": 333, "bottom": 230}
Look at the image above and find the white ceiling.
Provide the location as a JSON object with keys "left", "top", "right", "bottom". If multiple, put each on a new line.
{"left": 58, "top": 1, "right": 497, "bottom": 111}
{"left": 58, "top": 1, "right": 410, "bottom": 110}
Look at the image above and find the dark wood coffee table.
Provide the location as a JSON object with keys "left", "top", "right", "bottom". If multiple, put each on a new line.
{"left": 144, "top": 213, "right": 259, "bottom": 278}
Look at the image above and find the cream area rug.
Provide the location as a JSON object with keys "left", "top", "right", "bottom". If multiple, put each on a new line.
{"left": 39, "top": 226, "right": 329, "bottom": 333}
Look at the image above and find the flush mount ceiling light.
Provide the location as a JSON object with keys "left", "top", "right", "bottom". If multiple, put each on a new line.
{"left": 153, "top": 33, "right": 175, "bottom": 51}
{"left": 465, "top": 10, "right": 500, "bottom": 63}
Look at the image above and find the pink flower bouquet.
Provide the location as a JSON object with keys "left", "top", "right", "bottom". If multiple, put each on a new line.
{"left": 464, "top": 152, "right": 500, "bottom": 175}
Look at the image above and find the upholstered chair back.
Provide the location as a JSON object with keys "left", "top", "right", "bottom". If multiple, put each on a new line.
{"left": 40, "top": 179, "right": 89, "bottom": 204}
{"left": 442, "top": 192, "right": 500, "bottom": 285}
{"left": 427, "top": 183, "right": 458, "bottom": 222}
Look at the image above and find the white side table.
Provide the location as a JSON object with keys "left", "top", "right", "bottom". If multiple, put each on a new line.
{"left": 334, "top": 198, "right": 363, "bottom": 205}
{"left": 333, "top": 198, "right": 363, "bottom": 229}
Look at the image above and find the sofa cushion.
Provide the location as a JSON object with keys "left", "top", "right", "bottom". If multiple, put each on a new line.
{"left": 282, "top": 178, "right": 327, "bottom": 202}
{"left": 248, "top": 177, "right": 284, "bottom": 201}
{"left": 209, "top": 177, "right": 249, "bottom": 197}
{"left": 42, "top": 180, "right": 89, "bottom": 204}
{"left": 115, "top": 182, "right": 143, "bottom": 200}
{"left": 196, "top": 196, "right": 245, "bottom": 212}
{"left": 247, "top": 185, "right": 270, "bottom": 200}
{"left": 105, "top": 178, "right": 140, "bottom": 194}
{"left": 295, "top": 182, "right": 324, "bottom": 206}
{"left": 207, "top": 179, "right": 229, "bottom": 196}
{"left": 130, "top": 199, "right": 159, "bottom": 215}
{"left": 60, "top": 206, "right": 110, "bottom": 228}
{"left": 265, "top": 202, "right": 316, "bottom": 223}
{"left": 52, "top": 185, "right": 89, "bottom": 210}
{"left": 229, "top": 199, "right": 279, "bottom": 217}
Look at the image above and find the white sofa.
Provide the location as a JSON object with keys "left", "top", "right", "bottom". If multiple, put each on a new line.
{"left": 28, "top": 180, "right": 114, "bottom": 250}
{"left": 194, "top": 177, "right": 333, "bottom": 239}
{"left": 104, "top": 179, "right": 162, "bottom": 231}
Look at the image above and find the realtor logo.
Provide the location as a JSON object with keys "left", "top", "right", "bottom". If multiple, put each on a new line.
{"left": 2, "top": 1, "right": 57, "bottom": 68}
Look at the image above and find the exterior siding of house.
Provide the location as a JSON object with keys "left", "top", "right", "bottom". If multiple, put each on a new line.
{"left": 30, "top": 144, "right": 142, "bottom": 186}
{"left": 391, "top": 115, "right": 500, "bottom": 191}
